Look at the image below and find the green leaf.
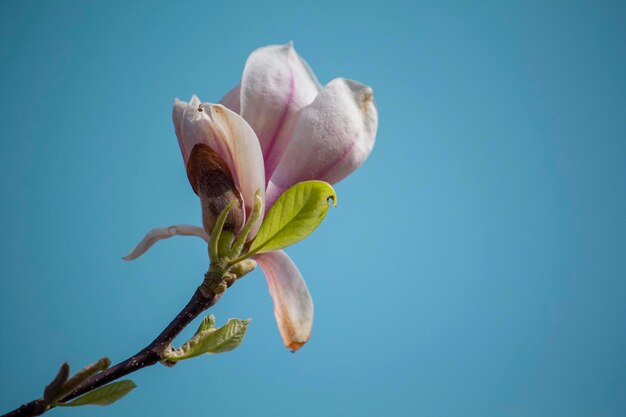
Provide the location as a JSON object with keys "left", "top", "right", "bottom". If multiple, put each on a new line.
{"left": 249, "top": 181, "right": 336, "bottom": 255}
{"left": 55, "top": 380, "right": 137, "bottom": 407}
{"left": 63, "top": 357, "right": 111, "bottom": 394}
{"left": 164, "top": 317, "right": 250, "bottom": 362}
{"left": 197, "top": 314, "right": 216, "bottom": 333}
{"left": 202, "top": 318, "right": 250, "bottom": 354}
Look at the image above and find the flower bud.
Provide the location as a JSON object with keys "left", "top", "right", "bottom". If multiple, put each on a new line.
{"left": 229, "top": 259, "right": 257, "bottom": 279}
{"left": 186, "top": 143, "right": 244, "bottom": 234}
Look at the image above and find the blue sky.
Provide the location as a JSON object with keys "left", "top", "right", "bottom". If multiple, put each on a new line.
{"left": 1, "top": 1, "right": 625, "bottom": 416}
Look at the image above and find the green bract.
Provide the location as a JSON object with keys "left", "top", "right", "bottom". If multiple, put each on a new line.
{"left": 55, "top": 380, "right": 137, "bottom": 407}
{"left": 248, "top": 181, "right": 336, "bottom": 255}
{"left": 164, "top": 315, "right": 250, "bottom": 361}
{"left": 62, "top": 358, "right": 111, "bottom": 394}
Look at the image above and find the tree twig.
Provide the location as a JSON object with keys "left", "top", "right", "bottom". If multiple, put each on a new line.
{"left": 2, "top": 282, "right": 222, "bottom": 417}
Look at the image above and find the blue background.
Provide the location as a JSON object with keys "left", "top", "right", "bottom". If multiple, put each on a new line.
{"left": 1, "top": 1, "right": 625, "bottom": 416}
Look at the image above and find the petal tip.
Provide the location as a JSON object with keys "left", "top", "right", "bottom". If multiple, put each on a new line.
{"left": 189, "top": 95, "right": 201, "bottom": 107}
{"left": 287, "top": 341, "right": 306, "bottom": 352}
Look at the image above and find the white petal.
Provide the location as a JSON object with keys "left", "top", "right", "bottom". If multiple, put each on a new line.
{"left": 266, "top": 78, "right": 378, "bottom": 208}
{"left": 254, "top": 250, "right": 313, "bottom": 352}
{"left": 219, "top": 83, "right": 241, "bottom": 114}
{"left": 177, "top": 98, "right": 266, "bottom": 237}
{"left": 173, "top": 98, "right": 188, "bottom": 163}
{"left": 123, "top": 225, "right": 209, "bottom": 261}
{"left": 241, "top": 42, "right": 321, "bottom": 181}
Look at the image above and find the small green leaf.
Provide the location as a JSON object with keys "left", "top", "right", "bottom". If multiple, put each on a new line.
{"left": 230, "top": 190, "right": 264, "bottom": 257}
{"left": 165, "top": 317, "right": 250, "bottom": 361}
{"left": 197, "top": 314, "right": 216, "bottom": 333}
{"left": 209, "top": 200, "right": 238, "bottom": 262}
{"left": 55, "top": 380, "right": 136, "bottom": 407}
{"left": 217, "top": 231, "right": 235, "bottom": 259}
{"left": 202, "top": 318, "right": 250, "bottom": 354}
{"left": 248, "top": 181, "right": 336, "bottom": 255}
{"left": 63, "top": 357, "right": 111, "bottom": 394}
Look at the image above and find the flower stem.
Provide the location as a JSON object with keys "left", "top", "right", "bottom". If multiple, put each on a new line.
{"left": 1, "top": 276, "right": 224, "bottom": 417}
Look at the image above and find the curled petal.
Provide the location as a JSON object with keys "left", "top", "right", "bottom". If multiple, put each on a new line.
{"left": 241, "top": 42, "right": 321, "bottom": 181}
{"left": 266, "top": 78, "right": 378, "bottom": 208}
{"left": 254, "top": 250, "right": 313, "bottom": 352}
{"left": 123, "top": 225, "right": 209, "bottom": 261}
{"left": 175, "top": 97, "right": 266, "bottom": 236}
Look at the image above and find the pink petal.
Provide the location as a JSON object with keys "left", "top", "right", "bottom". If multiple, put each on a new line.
{"left": 240, "top": 42, "right": 321, "bottom": 182}
{"left": 265, "top": 78, "right": 378, "bottom": 208}
{"left": 173, "top": 98, "right": 188, "bottom": 163}
{"left": 175, "top": 97, "right": 266, "bottom": 235}
{"left": 219, "top": 84, "right": 241, "bottom": 114}
{"left": 254, "top": 250, "right": 313, "bottom": 352}
{"left": 122, "top": 224, "right": 209, "bottom": 261}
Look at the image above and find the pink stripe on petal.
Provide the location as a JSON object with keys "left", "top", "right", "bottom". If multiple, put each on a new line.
{"left": 264, "top": 138, "right": 355, "bottom": 210}
{"left": 254, "top": 250, "right": 313, "bottom": 352}
{"left": 240, "top": 43, "right": 320, "bottom": 181}
{"left": 314, "top": 138, "right": 357, "bottom": 185}
{"left": 267, "top": 78, "right": 378, "bottom": 205}
{"left": 262, "top": 69, "right": 295, "bottom": 181}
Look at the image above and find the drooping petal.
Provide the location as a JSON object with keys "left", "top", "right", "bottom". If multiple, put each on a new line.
{"left": 254, "top": 250, "right": 313, "bottom": 352}
{"left": 123, "top": 225, "right": 209, "bottom": 261}
{"left": 176, "top": 97, "right": 266, "bottom": 236}
{"left": 265, "top": 78, "right": 378, "bottom": 208}
{"left": 240, "top": 42, "right": 321, "bottom": 181}
{"left": 219, "top": 84, "right": 241, "bottom": 114}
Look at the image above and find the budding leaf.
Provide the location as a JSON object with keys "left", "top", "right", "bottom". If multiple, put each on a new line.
{"left": 164, "top": 317, "right": 250, "bottom": 362}
{"left": 43, "top": 362, "right": 70, "bottom": 403}
{"left": 197, "top": 314, "right": 216, "bottom": 333}
{"left": 63, "top": 357, "right": 111, "bottom": 394}
{"left": 249, "top": 181, "right": 336, "bottom": 255}
{"left": 201, "top": 318, "right": 250, "bottom": 354}
{"left": 55, "top": 380, "right": 137, "bottom": 407}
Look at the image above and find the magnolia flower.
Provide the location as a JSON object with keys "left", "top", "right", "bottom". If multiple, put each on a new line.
{"left": 125, "top": 43, "right": 378, "bottom": 351}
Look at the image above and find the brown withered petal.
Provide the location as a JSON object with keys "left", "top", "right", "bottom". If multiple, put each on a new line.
{"left": 186, "top": 143, "right": 244, "bottom": 234}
